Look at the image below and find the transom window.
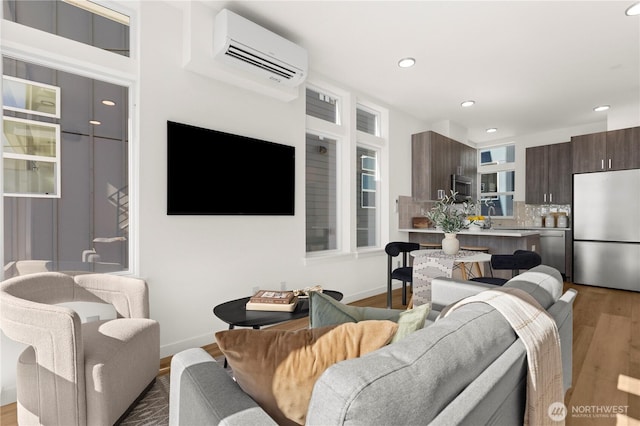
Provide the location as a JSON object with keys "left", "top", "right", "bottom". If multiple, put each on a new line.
{"left": 3, "top": 0, "right": 130, "bottom": 57}
{"left": 356, "top": 104, "right": 379, "bottom": 136}
{"left": 306, "top": 87, "right": 340, "bottom": 124}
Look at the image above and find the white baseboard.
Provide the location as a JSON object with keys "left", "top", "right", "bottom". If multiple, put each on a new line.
{"left": 1, "top": 386, "right": 17, "bottom": 406}
{"left": 160, "top": 332, "right": 216, "bottom": 359}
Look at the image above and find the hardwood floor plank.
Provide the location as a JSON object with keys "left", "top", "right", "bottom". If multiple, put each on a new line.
{"left": 565, "top": 324, "right": 595, "bottom": 404}
{"left": 567, "top": 313, "right": 630, "bottom": 425}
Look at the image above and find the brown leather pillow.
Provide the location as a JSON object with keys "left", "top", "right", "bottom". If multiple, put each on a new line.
{"left": 215, "top": 320, "right": 398, "bottom": 425}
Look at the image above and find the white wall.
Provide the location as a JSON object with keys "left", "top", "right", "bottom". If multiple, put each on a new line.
{"left": 0, "top": 0, "right": 426, "bottom": 403}
{"left": 136, "top": 1, "right": 428, "bottom": 357}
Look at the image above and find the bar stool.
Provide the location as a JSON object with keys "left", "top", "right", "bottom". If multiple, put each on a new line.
{"left": 419, "top": 242, "right": 442, "bottom": 250}
{"left": 385, "top": 242, "right": 420, "bottom": 308}
{"left": 470, "top": 250, "right": 542, "bottom": 286}
{"left": 458, "top": 245, "right": 490, "bottom": 278}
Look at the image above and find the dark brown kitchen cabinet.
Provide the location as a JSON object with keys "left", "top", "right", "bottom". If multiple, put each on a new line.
{"left": 572, "top": 126, "right": 640, "bottom": 173}
{"left": 607, "top": 127, "right": 640, "bottom": 170}
{"left": 412, "top": 131, "right": 477, "bottom": 201}
{"left": 525, "top": 142, "right": 572, "bottom": 204}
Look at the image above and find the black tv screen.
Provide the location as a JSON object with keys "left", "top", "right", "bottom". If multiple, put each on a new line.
{"left": 167, "top": 121, "right": 295, "bottom": 215}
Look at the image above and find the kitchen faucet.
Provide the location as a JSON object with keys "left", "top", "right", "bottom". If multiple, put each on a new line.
{"left": 486, "top": 205, "right": 496, "bottom": 229}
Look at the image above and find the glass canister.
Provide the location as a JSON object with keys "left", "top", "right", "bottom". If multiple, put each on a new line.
{"left": 544, "top": 214, "right": 555, "bottom": 228}
{"left": 557, "top": 214, "right": 568, "bottom": 228}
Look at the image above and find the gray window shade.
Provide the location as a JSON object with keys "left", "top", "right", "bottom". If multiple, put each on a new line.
{"left": 356, "top": 107, "right": 377, "bottom": 136}
{"left": 306, "top": 88, "right": 338, "bottom": 124}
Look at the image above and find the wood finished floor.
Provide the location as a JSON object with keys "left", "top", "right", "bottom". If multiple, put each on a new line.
{"left": 2, "top": 283, "right": 639, "bottom": 425}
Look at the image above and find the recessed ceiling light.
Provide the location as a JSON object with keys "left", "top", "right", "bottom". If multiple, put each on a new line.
{"left": 626, "top": 2, "right": 640, "bottom": 16}
{"left": 398, "top": 57, "right": 416, "bottom": 68}
{"left": 102, "top": 100, "right": 116, "bottom": 106}
{"left": 461, "top": 100, "right": 475, "bottom": 107}
{"left": 593, "top": 105, "right": 610, "bottom": 112}
{"left": 89, "top": 120, "right": 101, "bottom": 125}
{"left": 486, "top": 128, "right": 497, "bottom": 133}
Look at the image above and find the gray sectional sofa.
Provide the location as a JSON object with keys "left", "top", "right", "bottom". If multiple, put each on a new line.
{"left": 169, "top": 265, "right": 576, "bottom": 425}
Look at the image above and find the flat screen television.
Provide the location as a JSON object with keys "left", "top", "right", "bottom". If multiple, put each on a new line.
{"left": 167, "top": 121, "right": 295, "bottom": 215}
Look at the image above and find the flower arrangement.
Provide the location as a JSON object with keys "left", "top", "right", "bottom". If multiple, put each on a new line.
{"left": 425, "top": 191, "right": 467, "bottom": 233}
{"left": 426, "top": 192, "right": 496, "bottom": 233}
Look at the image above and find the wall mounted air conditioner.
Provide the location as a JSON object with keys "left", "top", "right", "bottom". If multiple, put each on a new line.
{"left": 213, "top": 9, "right": 308, "bottom": 88}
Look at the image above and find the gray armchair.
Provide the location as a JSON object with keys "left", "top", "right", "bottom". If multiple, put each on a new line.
{"left": 0, "top": 272, "right": 160, "bottom": 426}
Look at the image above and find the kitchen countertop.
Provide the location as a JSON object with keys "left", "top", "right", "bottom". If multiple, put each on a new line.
{"left": 493, "top": 227, "right": 572, "bottom": 232}
{"left": 399, "top": 228, "right": 541, "bottom": 237}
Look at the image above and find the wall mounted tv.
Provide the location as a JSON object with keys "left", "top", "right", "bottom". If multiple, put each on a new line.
{"left": 167, "top": 121, "right": 295, "bottom": 215}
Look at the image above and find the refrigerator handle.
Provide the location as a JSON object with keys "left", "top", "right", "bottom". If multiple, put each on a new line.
{"left": 601, "top": 159, "right": 604, "bottom": 170}
{"left": 609, "top": 158, "right": 612, "bottom": 169}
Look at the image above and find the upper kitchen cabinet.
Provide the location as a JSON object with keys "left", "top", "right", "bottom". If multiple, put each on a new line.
{"left": 412, "top": 131, "right": 477, "bottom": 201}
{"left": 572, "top": 127, "right": 640, "bottom": 173}
{"left": 525, "top": 142, "right": 572, "bottom": 204}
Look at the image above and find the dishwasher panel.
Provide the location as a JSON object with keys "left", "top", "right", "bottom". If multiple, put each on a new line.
{"left": 539, "top": 230, "right": 566, "bottom": 276}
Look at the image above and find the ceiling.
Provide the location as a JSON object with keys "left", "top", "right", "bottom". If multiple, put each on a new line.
{"left": 212, "top": 1, "right": 640, "bottom": 144}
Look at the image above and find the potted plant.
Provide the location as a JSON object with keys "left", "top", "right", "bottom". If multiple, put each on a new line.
{"left": 425, "top": 191, "right": 466, "bottom": 254}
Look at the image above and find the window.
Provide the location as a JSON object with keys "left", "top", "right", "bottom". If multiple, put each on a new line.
{"left": 305, "top": 133, "right": 337, "bottom": 252}
{"left": 3, "top": 55, "right": 130, "bottom": 275}
{"left": 3, "top": 0, "right": 130, "bottom": 57}
{"left": 356, "top": 104, "right": 379, "bottom": 136}
{"left": 478, "top": 145, "right": 515, "bottom": 217}
{"left": 357, "top": 147, "right": 378, "bottom": 248}
{"left": 306, "top": 87, "right": 339, "bottom": 124}
{"left": 3, "top": 76, "right": 61, "bottom": 118}
{"left": 2, "top": 117, "right": 61, "bottom": 197}
{"left": 305, "top": 83, "right": 387, "bottom": 255}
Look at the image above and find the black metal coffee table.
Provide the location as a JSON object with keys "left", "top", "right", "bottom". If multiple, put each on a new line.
{"left": 213, "top": 290, "right": 343, "bottom": 330}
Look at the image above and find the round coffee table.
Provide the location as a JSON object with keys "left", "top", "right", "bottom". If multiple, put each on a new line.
{"left": 213, "top": 290, "right": 343, "bottom": 330}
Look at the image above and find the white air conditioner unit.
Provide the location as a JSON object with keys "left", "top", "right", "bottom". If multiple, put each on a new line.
{"left": 213, "top": 9, "right": 308, "bottom": 88}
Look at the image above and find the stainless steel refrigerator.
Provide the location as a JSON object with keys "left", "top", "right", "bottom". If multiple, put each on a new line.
{"left": 573, "top": 169, "right": 640, "bottom": 292}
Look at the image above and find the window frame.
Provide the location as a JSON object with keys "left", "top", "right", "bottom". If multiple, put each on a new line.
{"left": 304, "top": 82, "right": 388, "bottom": 259}
{"left": 2, "top": 116, "right": 61, "bottom": 198}
{"left": 2, "top": 75, "right": 61, "bottom": 118}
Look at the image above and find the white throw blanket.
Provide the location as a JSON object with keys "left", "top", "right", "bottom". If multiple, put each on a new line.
{"left": 439, "top": 287, "right": 565, "bottom": 426}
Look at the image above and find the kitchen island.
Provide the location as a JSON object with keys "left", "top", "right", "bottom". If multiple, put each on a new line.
{"left": 399, "top": 228, "right": 541, "bottom": 280}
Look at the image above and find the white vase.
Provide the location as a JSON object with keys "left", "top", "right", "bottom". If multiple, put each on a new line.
{"left": 442, "top": 233, "right": 460, "bottom": 255}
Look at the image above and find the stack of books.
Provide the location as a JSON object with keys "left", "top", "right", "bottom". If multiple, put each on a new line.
{"left": 245, "top": 290, "right": 298, "bottom": 312}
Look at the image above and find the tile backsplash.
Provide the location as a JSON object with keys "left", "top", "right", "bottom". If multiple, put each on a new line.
{"left": 398, "top": 196, "right": 571, "bottom": 229}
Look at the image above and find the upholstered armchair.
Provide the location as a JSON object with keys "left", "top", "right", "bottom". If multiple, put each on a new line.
{"left": 0, "top": 272, "right": 160, "bottom": 426}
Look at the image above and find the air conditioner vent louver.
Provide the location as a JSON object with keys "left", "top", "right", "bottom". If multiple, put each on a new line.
{"left": 213, "top": 9, "right": 307, "bottom": 87}
{"left": 224, "top": 45, "right": 296, "bottom": 80}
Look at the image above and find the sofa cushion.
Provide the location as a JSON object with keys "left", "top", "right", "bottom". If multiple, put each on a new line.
{"left": 215, "top": 320, "right": 398, "bottom": 426}
{"left": 309, "top": 291, "right": 430, "bottom": 342}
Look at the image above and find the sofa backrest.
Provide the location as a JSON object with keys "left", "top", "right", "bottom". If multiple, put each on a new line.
{"left": 307, "top": 300, "right": 521, "bottom": 425}
{"left": 504, "top": 264, "right": 563, "bottom": 308}
{"left": 306, "top": 266, "right": 572, "bottom": 426}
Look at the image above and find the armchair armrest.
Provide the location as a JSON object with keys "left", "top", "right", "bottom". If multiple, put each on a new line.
{"left": 73, "top": 274, "right": 149, "bottom": 318}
